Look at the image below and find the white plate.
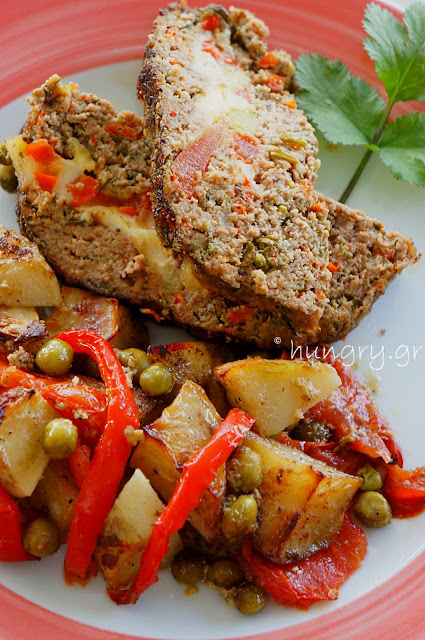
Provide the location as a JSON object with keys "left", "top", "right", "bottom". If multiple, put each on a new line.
{"left": 0, "top": 6, "right": 424, "bottom": 639}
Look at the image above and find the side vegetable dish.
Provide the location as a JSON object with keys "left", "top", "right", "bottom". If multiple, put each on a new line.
{"left": 0, "top": 226, "right": 423, "bottom": 614}
{"left": 0, "top": 0, "right": 424, "bottom": 621}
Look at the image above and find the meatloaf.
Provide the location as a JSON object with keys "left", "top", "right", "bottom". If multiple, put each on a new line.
{"left": 9, "top": 76, "right": 418, "bottom": 349}
{"left": 139, "top": 4, "right": 332, "bottom": 331}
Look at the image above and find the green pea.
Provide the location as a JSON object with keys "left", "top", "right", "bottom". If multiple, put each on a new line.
{"left": 356, "top": 465, "right": 383, "bottom": 492}
{"left": 253, "top": 252, "right": 268, "bottom": 269}
{"left": 118, "top": 348, "right": 151, "bottom": 379}
{"left": 171, "top": 550, "right": 207, "bottom": 585}
{"left": 0, "top": 142, "right": 12, "bottom": 166}
{"left": 234, "top": 583, "right": 266, "bottom": 615}
{"left": 23, "top": 518, "right": 60, "bottom": 557}
{"left": 227, "top": 448, "right": 262, "bottom": 493}
{"left": 0, "top": 165, "right": 18, "bottom": 193}
{"left": 36, "top": 339, "right": 74, "bottom": 376}
{"left": 353, "top": 491, "right": 392, "bottom": 528}
{"left": 207, "top": 559, "right": 244, "bottom": 589}
{"left": 291, "top": 419, "right": 332, "bottom": 442}
{"left": 43, "top": 418, "right": 78, "bottom": 459}
{"left": 222, "top": 494, "right": 258, "bottom": 539}
{"left": 139, "top": 363, "right": 174, "bottom": 396}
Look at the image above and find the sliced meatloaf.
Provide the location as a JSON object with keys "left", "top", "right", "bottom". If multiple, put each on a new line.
{"left": 316, "top": 195, "right": 417, "bottom": 342}
{"left": 139, "top": 4, "right": 331, "bottom": 331}
{"left": 9, "top": 77, "right": 418, "bottom": 349}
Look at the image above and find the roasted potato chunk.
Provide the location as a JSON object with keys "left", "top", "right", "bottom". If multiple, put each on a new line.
{"left": 28, "top": 460, "right": 79, "bottom": 541}
{"left": 131, "top": 380, "right": 226, "bottom": 540}
{"left": 95, "top": 469, "right": 182, "bottom": 590}
{"left": 0, "top": 388, "right": 58, "bottom": 497}
{"left": 215, "top": 357, "right": 341, "bottom": 436}
{"left": 0, "top": 305, "right": 47, "bottom": 354}
{"left": 147, "top": 341, "right": 233, "bottom": 415}
{"left": 244, "top": 433, "right": 362, "bottom": 563}
{"left": 46, "top": 286, "right": 148, "bottom": 349}
{"left": 0, "top": 225, "right": 61, "bottom": 306}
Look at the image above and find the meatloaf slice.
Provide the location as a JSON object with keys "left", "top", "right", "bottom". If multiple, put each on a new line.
{"left": 139, "top": 4, "right": 331, "bottom": 331}
{"left": 316, "top": 195, "right": 418, "bottom": 342}
{"left": 10, "top": 77, "right": 418, "bottom": 349}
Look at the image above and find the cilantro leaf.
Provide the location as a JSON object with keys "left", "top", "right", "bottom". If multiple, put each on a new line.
{"left": 379, "top": 112, "right": 425, "bottom": 185}
{"left": 363, "top": 3, "right": 425, "bottom": 103}
{"left": 295, "top": 54, "right": 385, "bottom": 146}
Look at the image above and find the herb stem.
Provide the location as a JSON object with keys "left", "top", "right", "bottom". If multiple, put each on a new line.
{"left": 339, "top": 100, "right": 394, "bottom": 204}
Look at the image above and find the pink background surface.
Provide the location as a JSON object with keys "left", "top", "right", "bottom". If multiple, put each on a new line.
{"left": 1, "top": 0, "right": 424, "bottom": 638}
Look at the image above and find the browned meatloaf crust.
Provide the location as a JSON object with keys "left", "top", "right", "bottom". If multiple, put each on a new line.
{"left": 14, "top": 77, "right": 418, "bottom": 349}
{"left": 139, "top": 4, "right": 331, "bottom": 331}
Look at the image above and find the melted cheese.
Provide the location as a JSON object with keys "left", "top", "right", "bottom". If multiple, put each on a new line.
{"left": 6, "top": 135, "right": 84, "bottom": 202}
{"left": 87, "top": 205, "right": 181, "bottom": 292}
{"left": 192, "top": 35, "right": 257, "bottom": 133}
{"left": 7, "top": 137, "right": 212, "bottom": 299}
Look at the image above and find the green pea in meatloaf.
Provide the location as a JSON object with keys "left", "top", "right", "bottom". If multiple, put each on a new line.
{"left": 10, "top": 76, "right": 418, "bottom": 350}
{"left": 139, "top": 3, "right": 332, "bottom": 332}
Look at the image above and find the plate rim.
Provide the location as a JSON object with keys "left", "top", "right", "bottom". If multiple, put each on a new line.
{"left": 1, "top": 0, "right": 425, "bottom": 638}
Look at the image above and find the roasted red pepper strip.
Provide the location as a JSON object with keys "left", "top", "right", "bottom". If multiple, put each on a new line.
{"left": 43, "top": 383, "right": 107, "bottom": 448}
{"left": 240, "top": 513, "right": 367, "bottom": 609}
{"left": 34, "top": 171, "right": 59, "bottom": 193}
{"left": 384, "top": 465, "right": 425, "bottom": 518}
{"left": 118, "top": 206, "right": 138, "bottom": 217}
{"left": 68, "top": 442, "right": 92, "bottom": 489}
{"left": 0, "top": 485, "right": 32, "bottom": 562}
{"left": 305, "top": 353, "right": 395, "bottom": 463}
{"left": 109, "top": 408, "right": 255, "bottom": 605}
{"left": 56, "top": 330, "right": 139, "bottom": 581}
{"left": 282, "top": 349, "right": 396, "bottom": 464}
{"left": 0, "top": 365, "right": 107, "bottom": 448}
{"left": 277, "top": 433, "right": 367, "bottom": 475}
{"left": 67, "top": 175, "right": 99, "bottom": 206}
{"left": 25, "top": 138, "right": 58, "bottom": 165}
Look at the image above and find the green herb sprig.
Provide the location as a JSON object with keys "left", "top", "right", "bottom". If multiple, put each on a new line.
{"left": 295, "top": 2, "right": 425, "bottom": 203}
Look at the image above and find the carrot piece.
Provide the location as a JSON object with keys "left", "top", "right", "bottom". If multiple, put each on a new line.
{"left": 140, "top": 308, "right": 163, "bottom": 323}
{"left": 228, "top": 306, "right": 255, "bottom": 324}
{"left": 34, "top": 171, "right": 59, "bottom": 193}
{"left": 266, "top": 73, "right": 285, "bottom": 93}
{"left": 202, "top": 40, "right": 239, "bottom": 67}
{"left": 202, "top": 15, "right": 221, "bottom": 30}
{"left": 258, "top": 51, "right": 279, "bottom": 69}
{"left": 312, "top": 202, "right": 327, "bottom": 213}
{"left": 104, "top": 123, "right": 140, "bottom": 140}
{"left": 327, "top": 261, "right": 340, "bottom": 273}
